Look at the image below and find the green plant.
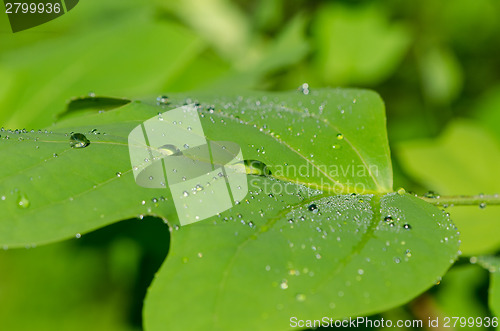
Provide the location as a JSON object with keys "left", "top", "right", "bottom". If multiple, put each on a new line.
{"left": 2, "top": 88, "right": 498, "bottom": 330}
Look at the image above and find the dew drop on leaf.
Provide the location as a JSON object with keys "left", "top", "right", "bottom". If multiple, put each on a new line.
{"left": 308, "top": 203, "right": 318, "bottom": 213}
{"left": 243, "top": 160, "right": 271, "bottom": 176}
{"left": 17, "top": 193, "right": 30, "bottom": 208}
{"left": 424, "top": 191, "right": 440, "bottom": 198}
{"left": 157, "top": 95, "right": 169, "bottom": 105}
{"left": 158, "top": 144, "right": 180, "bottom": 156}
{"left": 295, "top": 293, "right": 306, "bottom": 302}
{"left": 69, "top": 133, "right": 90, "bottom": 148}
{"left": 298, "top": 83, "right": 310, "bottom": 95}
{"left": 384, "top": 216, "right": 394, "bottom": 226}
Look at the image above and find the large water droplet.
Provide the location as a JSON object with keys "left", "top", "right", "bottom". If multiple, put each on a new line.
{"left": 69, "top": 133, "right": 90, "bottom": 149}
{"left": 243, "top": 160, "right": 271, "bottom": 176}
{"left": 159, "top": 144, "right": 181, "bottom": 156}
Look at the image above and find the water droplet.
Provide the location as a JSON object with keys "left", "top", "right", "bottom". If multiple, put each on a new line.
{"left": 308, "top": 203, "right": 318, "bottom": 213}
{"left": 69, "top": 133, "right": 90, "bottom": 149}
{"left": 183, "top": 191, "right": 189, "bottom": 197}
{"left": 158, "top": 144, "right": 181, "bottom": 156}
{"left": 479, "top": 202, "right": 487, "bottom": 209}
{"left": 280, "top": 280, "right": 289, "bottom": 290}
{"left": 298, "top": 83, "right": 310, "bottom": 95}
{"left": 424, "top": 191, "right": 440, "bottom": 198}
{"left": 17, "top": 194, "right": 30, "bottom": 208}
{"left": 296, "top": 293, "right": 306, "bottom": 302}
{"left": 397, "top": 188, "right": 406, "bottom": 195}
{"left": 336, "top": 133, "right": 344, "bottom": 140}
{"left": 403, "top": 223, "right": 412, "bottom": 230}
{"left": 405, "top": 249, "right": 412, "bottom": 257}
{"left": 243, "top": 160, "right": 271, "bottom": 176}
{"left": 393, "top": 257, "right": 401, "bottom": 264}
{"left": 157, "top": 95, "right": 169, "bottom": 105}
{"left": 116, "top": 172, "right": 122, "bottom": 177}
{"left": 357, "top": 269, "right": 364, "bottom": 275}
{"left": 75, "top": 233, "right": 81, "bottom": 239}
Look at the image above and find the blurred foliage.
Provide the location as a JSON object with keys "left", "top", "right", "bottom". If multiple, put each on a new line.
{"left": 1, "top": 0, "right": 500, "bottom": 329}
{"left": 396, "top": 121, "right": 500, "bottom": 255}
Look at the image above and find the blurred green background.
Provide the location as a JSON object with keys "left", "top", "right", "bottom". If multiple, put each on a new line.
{"left": 1, "top": 0, "right": 500, "bottom": 329}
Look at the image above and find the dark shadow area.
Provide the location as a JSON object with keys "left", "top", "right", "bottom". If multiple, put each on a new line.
{"left": 76, "top": 216, "right": 170, "bottom": 328}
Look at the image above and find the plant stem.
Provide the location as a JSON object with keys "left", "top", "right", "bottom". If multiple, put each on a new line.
{"left": 418, "top": 194, "right": 500, "bottom": 207}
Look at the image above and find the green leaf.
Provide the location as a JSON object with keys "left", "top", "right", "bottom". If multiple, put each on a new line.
{"left": 396, "top": 120, "right": 500, "bottom": 255}
{"left": 417, "top": 46, "right": 463, "bottom": 105}
{"left": 312, "top": 3, "right": 410, "bottom": 85}
{"left": 476, "top": 84, "right": 500, "bottom": 142}
{"left": 144, "top": 192, "right": 458, "bottom": 330}
{"left": 0, "top": 88, "right": 393, "bottom": 246}
{"left": 0, "top": 89, "right": 459, "bottom": 329}
{"left": 0, "top": 3, "right": 220, "bottom": 129}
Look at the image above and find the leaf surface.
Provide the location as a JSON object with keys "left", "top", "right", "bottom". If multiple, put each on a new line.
{"left": 0, "top": 89, "right": 459, "bottom": 329}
